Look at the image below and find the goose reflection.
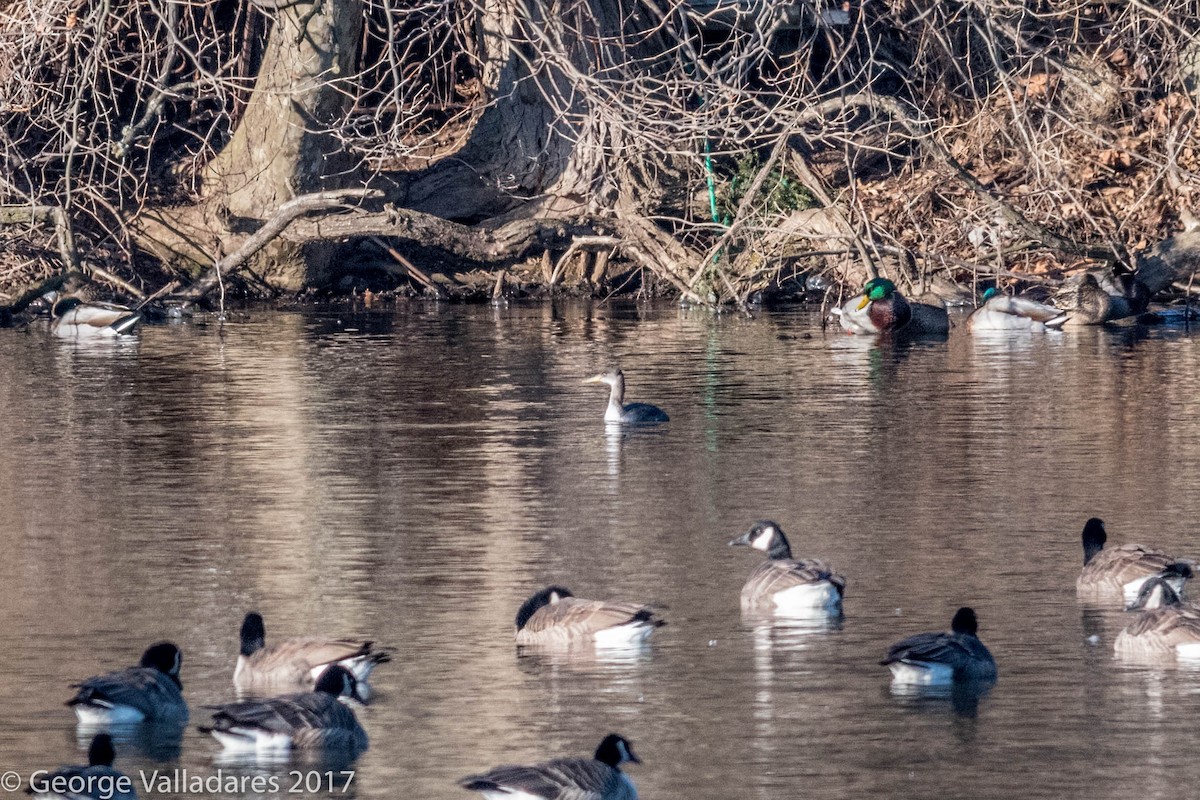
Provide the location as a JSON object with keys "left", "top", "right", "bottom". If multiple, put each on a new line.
{"left": 75, "top": 720, "right": 184, "bottom": 762}
{"left": 887, "top": 679, "right": 994, "bottom": 720}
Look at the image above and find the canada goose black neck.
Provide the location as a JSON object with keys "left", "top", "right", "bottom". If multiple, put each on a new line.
{"left": 1131, "top": 577, "right": 1183, "bottom": 610}
{"left": 1081, "top": 518, "right": 1107, "bottom": 565}
{"left": 729, "top": 521, "right": 794, "bottom": 560}
{"left": 139, "top": 642, "right": 183, "bottom": 688}
{"left": 515, "top": 586, "right": 574, "bottom": 631}
{"left": 88, "top": 734, "right": 116, "bottom": 767}
{"left": 314, "top": 665, "right": 358, "bottom": 698}
{"left": 240, "top": 612, "right": 267, "bottom": 657}
{"left": 594, "top": 733, "right": 640, "bottom": 769}
{"left": 764, "top": 527, "right": 793, "bottom": 561}
{"left": 951, "top": 607, "right": 978, "bottom": 636}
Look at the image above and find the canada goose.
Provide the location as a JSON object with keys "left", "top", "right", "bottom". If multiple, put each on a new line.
{"left": 581, "top": 370, "right": 668, "bottom": 424}
{"left": 460, "top": 733, "right": 641, "bottom": 800}
{"left": 199, "top": 665, "right": 368, "bottom": 754}
{"left": 728, "top": 521, "right": 845, "bottom": 615}
{"left": 1114, "top": 577, "right": 1200, "bottom": 660}
{"left": 881, "top": 608, "right": 997, "bottom": 686}
{"left": 50, "top": 297, "right": 141, "bottom": 338}
{"left": 66, "top": 642, "right": 188, "bottom": 726}
{"left": 515, "top": 587, "right": 664, "bottom": 648}
{"left": 967, "top": 289, "right": 1069, "bottom": 331}
{"left": 26, "top": 734, "right": 136, "bottom": 800}
{"left": 234, "top": 612, "right": 390, "bottom": 700}
{"left": 1076, "top": 517, "right": 1191, "bottom": 603}
{"left": 832, "top": 278, "right": 949, "bottom": 335}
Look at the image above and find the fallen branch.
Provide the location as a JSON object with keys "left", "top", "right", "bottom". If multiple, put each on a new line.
{"left": 177, "top": 189, "right": 384, "bottom": 303}
{"left": 369, "top": 236, "right": 445, "bottom": 297}
{"left": 549, "top": 235, "right": 620, "bottom": 287}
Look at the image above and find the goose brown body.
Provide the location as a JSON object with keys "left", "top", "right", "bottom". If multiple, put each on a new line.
{"left": 1114, "top": 579, "right": 1200, "bottom": 660}
{"left": 200, "top": 666, "right": 368, "bottom": 753}
{"left": 1075, "top": 518, "right": 1188, "bottom": 601}
{"left": 235, "top": 612, "right": 390, "bottom": 698}
{"left": 515, "top": 588, "right": 664, "bottom": 647}
{"left": 460, "top": 734, "right": 640, "bottom": 800}
{"left": 729, "top": 521, "right": 845, "bottom": 614}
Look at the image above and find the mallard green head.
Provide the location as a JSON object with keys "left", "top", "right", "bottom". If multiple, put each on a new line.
{"left": 865, "top": 278, "right": 897, "bottom": 300}
{"left": 981, "top": 287, "right": 998, "bottom": 302}
{"left": 857, "top": 278, "right": 898, "bottom": 310}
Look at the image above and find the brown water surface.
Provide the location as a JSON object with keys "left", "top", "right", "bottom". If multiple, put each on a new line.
{"left": 2, "top": 303, "right": 1199, "bottom": 799}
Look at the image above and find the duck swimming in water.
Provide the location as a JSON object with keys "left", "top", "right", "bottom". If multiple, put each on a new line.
{"left": 833, "top": 278, "right": 949, "bottom": 335}
{"left": 967, "top": 288, "right": 1069, "bottom": 332}
{"left": 582, "top": 369, "right": 668, "bottom": 424}
{"left": 50, "top": 296, "right": 141, "bottom": 338}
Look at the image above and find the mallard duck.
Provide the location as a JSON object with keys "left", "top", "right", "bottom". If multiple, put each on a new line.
{"left": 460, "top": 733, "right": 641, "bottom": 800}
{"left": 66, "top": 642, "right": 188, "bottom": 726}
{"left": 582, "top": 369, "right": 668, "bottom": 424}
{"left": 27, "top": 734, "right": 136, "bottom": 800}
{"left": 832, "top": 278, "right": 949, "bottom": 335}
{"left": 1075, "top": 517, "right": 1191, "bottom": 603}
{"left": 1056, "top": 267, "right": 1151, "bottom": 326}
{"left": 728, "top": 521, "right": 845, "bottom": 615}
{"left": 1114, "top": 577, "right": 1200, "bottom": 660}
{"left": 515, "top": 587, "right": 665, "bottom": 648}
{"left": 233, "top": 612, "right": 390, "bottom": 700}
{"left": 50, "top": 297, "right": 141, "bottom": 338}
{"left": 881, "top": 608, "right": 997, "bottom": 686}
{"left": 967, "top": 288, "right": 1069, "bottom": 331}
{"left": 199, "top": 665, "right": 368, "bottom": 754}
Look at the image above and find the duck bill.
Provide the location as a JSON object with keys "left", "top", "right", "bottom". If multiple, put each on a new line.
{"left": 581, "top": 374, "right": 605, "bottom": 385}
{"left": 728, "top": 531, "right": 752, "bottom": 547}
{"left": 856, "top": 295, "right": 870, "bottom": 310}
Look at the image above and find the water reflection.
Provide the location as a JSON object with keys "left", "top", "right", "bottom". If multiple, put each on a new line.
{"left": 887, "top": 679, "right": 995, "bottom": 720}
{"left": 4, "top": 304, "right": 1200, "bottom": 799}
{"left": 75, "top": 721, "right": 184, "bottom": 762}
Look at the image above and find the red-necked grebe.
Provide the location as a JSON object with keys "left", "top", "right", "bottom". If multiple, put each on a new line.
{"left": 582, "top": 369, "right": 668, "bottom": 425}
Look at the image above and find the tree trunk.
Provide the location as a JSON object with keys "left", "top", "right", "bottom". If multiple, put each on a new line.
{"left": 140, "top": 0, "right": 364, "bottom": 289}
{"left": 390, "top": 0, "right": 658, "bottom": 223}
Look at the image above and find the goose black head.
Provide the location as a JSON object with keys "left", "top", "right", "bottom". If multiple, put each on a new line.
{"left": 1081, "top": 518, "right": 1107, "bottom": 565}
{"left": 594, "top": 733, "right": 641, "bottom": 768}
{"left": 515, "top": 586, "right": 574, "bottom": 631}
{"left": 951, "top": 607, "right": 978, "bottom": 636}
{"left": 240, "top": 612, "right": 267, "bottom": 657}
{"left": 314, "top": 665, "right": 364, "bottom": 703}
{"left": 729, "top": 521, "right": 792, "bottom": 561}
{"left": 139, "top": 642, "right": 183, "bottom": 687}
{"left": 87, "top": 734, "right": 116, "bottom": 767}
